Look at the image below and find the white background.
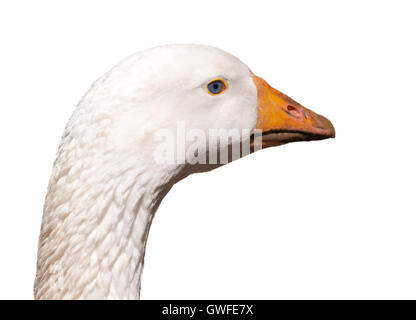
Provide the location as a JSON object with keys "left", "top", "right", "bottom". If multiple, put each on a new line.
{"left": 0, "top": 1, "right": 415, "bottom": 299}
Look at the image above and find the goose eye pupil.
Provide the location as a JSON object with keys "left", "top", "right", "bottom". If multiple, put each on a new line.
{"left": 208, "top": 80, "right": 225, "bottom": 94}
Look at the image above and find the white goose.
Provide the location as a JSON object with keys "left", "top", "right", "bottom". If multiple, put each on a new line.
{"left": 34, "top": 44, "right": 335, "bottom": 299}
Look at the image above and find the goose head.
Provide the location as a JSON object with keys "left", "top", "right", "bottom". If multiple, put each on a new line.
{"left": 35, "top": 44, "right": 335, "bottom": 299}
{"left": 105, "top": 45, "right": 334, "bottom": 163}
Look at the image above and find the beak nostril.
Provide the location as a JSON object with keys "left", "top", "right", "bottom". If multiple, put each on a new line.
{"left": 286, "top": 105, "right": 304, "bottom": 119}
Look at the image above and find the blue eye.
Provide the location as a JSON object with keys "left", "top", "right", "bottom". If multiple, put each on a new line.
{"left": 207, "top": 79, "right": 227, "bottom": 95}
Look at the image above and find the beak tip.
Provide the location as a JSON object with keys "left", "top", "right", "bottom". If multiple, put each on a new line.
{"left": 317, "top": 115, "right": 335, "bottom": 140}
{"left": 328, "top": 125, "right": 336, "bottom": 139}
{"left": 329, "top": 123, "right": 336, "bottom": 139}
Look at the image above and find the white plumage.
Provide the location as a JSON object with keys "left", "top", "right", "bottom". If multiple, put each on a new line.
{"left": 34, "top": 45, "right": 258, "bottom": 299}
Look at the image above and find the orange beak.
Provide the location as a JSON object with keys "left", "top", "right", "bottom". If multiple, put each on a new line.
{"left": 252, "top": 75, "right": 335, "bottom": 148}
